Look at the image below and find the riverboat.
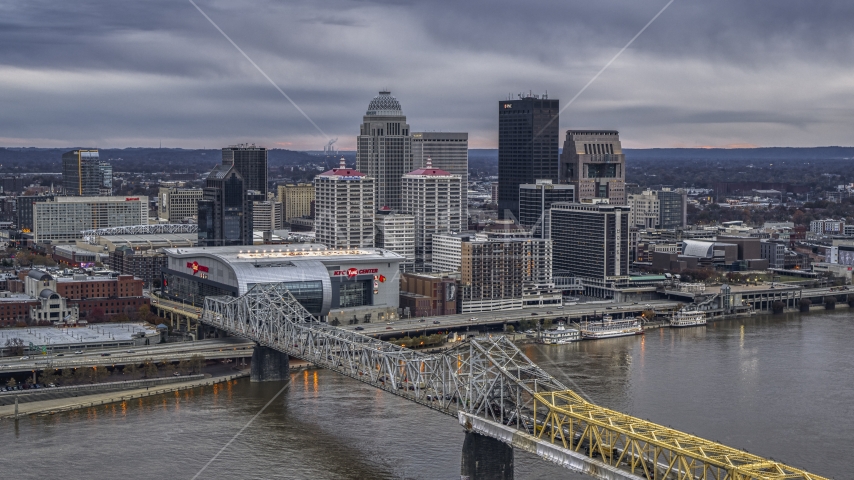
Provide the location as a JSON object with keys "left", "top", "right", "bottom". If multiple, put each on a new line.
{"left": 539, "top": 322, "right": 581, "bottom": 344}
{"left": 578, "top": 315, "right": 643, "bottom": 340}
{"left": 669, "top": 310, "right": 707, "bottom": 328}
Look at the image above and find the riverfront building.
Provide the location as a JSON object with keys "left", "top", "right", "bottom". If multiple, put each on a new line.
{"left": 459, "top": 220, "right": 559, "bottom": 313}
{"left": 497, "top": 93, "right": 560, "bottom": 219}
{"left": 357, "top": 91, "right": 412, "bottom": 211}
{"left": 551, "top": 203, "right": 630, "bottom": 280}
{"left": 33, "top": 196, "right": 149, "bottom": 244}
{"left": 161, "top": 245, "right": 403, "bottom": 322}
{"left": 559, "top": 130, "right": 626, "bottom": 205}
{"left": 314, "top": 158, "right": 375, "bottom": 249}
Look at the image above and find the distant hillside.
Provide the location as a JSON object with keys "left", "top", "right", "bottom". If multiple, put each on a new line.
{"left": 0, "top": 147, "right": 340, "bottom": 174}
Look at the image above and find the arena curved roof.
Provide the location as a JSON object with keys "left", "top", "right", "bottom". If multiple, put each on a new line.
{"left": 682, "top": 240, "right": 716, "bottom": 258}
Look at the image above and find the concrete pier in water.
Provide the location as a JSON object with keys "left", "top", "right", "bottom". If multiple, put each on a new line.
{"left": 250, "top": 345, "right": 290, "bottom": 382}
{"left": 460, "top": 431, "right": 514, "bottom": 480}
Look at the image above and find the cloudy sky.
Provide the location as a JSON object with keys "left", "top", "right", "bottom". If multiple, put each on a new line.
{"left": 1, "top": 0, "right": 853, "bottom": 150}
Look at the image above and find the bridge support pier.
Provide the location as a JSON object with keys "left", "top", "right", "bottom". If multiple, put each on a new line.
{"left": 250, "top": 345, "right": 289, "bottom": 382}
{"left": 460, "top": 431, "right": 513, "bottom": 480}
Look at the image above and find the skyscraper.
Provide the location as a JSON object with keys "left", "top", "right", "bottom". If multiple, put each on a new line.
{"left": 411, "top": 132, "right": 469, "bottom": 216}
{"left": 559, "top": 130, "right": 626, "bottom": 204}
{"left": 198, "top": 164, "right": 254, "bottom": 247}
{"left": 222, "top": 144, "right": 268, "bottom": 197}
{"left": 357, "top": 91, "right": 411, "bottom": 211}
{"left": 314, "top": 158, "right": 375, "bottom": 249}
{"left": 401, "top": 159, "right": 462, "bottom": 271}
{"left": 497, "top": 93, "right": 559, "bottom": 220}
{"left": 62, "top": 149, "right": 108, "bottom": 196}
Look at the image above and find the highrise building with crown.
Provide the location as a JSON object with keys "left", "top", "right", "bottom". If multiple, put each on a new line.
{"left": 315, "top": 158, "right": 375, "bottom": 249}
{"left": 401, "top": 159, "right": 462, "bottom": 271}
{"left": 356, "top": 91, "right": 412, "bottom": 212}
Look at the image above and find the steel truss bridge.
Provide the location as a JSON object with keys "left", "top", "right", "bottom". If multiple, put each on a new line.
{"left": 202, "top": 284, "right": 828, "bottom": 480}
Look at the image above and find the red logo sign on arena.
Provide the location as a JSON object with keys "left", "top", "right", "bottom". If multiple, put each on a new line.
{"left": 332, "top": 268, "right": 378, "bottom": 278}
{"left": 187, "top": 261, "right": 209, "bottom": 275}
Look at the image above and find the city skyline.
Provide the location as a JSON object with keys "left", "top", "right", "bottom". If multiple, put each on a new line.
{"left": 2, "top": 1, "right": 854, "bottom": 150}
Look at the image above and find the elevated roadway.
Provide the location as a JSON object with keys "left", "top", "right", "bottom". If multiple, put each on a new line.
{"left": 341, "top": 300, "right": 681, "bottom": 337}
{"left": 0, "top": 338, "right": 253, "bottom": 373}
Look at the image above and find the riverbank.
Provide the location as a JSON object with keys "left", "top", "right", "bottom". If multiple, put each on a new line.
{"left": 0, "top": 371, "right": 248, "bottom": 420}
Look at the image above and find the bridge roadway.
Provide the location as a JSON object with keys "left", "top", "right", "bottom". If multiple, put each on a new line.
{"left": 341, "top": 300, "right": 680, "bottom": 337}
{"left": 201, "top": 284, "right": 829, "bottom": 480}
{"left": 0, "top": 338, "right": 254, "bottom": 373}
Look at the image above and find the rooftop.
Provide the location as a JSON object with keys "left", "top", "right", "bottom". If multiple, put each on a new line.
{"left": 0, "top": 322, "right": 156, "bottom": 348}
{"left": 319, "top": 157, "right": 366, "bottom": 178}
{"left": 365, "top": 90, "right": 403, "bottom": 116}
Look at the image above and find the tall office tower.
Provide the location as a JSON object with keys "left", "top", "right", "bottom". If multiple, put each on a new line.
{"left": 356, "top": 91, "right": 411, "bottom": 211}
{"left": 198, "top": 164, "right": 254, "bottom": 247}
{"left": 497, "top": 93, "right": 559, "bottom": 219}
{"left": 62, "top": 150, "right": 106, "bottom": 196}
{"left": 550, "top": 203, "right": 630, "bottom": 280}
{"left": 158, "top": 187, "right": 204, "bottom": 223}
{"left": 401, "top": 159, "right": 462, "bottom": 271}
{"left": 375, "top": 209, "right": 415, "bottom": 271}
{"left": 518, "top": 180, "right": 575, "bottom": 238}
{"left": 411, "top": 132, "right": 469, "bottom": 216}
{"left": 315, "top": 158, "right": 375, "bottom": 249}
{"left": 559, "top": 130, "right": 626, "bottom": 204}
{"left": 98, "top": 161, "right": 113, "bottom": 195}
{"left": 222, "top": 144, "right": 268, "bottom": 196}
{"left": 277, "top": 183, "right": 315, "bottom": 222}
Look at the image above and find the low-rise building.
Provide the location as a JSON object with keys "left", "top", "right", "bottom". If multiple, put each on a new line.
{"left": 399, "top": 272, "right": 458, "bottom": 317}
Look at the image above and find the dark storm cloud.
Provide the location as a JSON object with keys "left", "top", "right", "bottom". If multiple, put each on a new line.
{"left": 0, "top": 0, "right": 853, "bottom": 148}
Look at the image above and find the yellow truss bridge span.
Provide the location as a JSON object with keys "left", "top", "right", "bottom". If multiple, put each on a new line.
{"left": 533, "top": 390, "right": 828, "bottom": 480}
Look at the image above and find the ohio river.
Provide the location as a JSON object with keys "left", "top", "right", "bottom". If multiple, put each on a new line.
{"left": 4, "top": 310, "right": 851, "bottom": 479}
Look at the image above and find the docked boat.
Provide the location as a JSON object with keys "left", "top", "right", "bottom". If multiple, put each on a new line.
{"left": 669, "top": 310, "right": 707, "bottom": 328}
{"left": 578, "top": 315, "right": 643, "bottom": 340}
{"left": 539, "top": 322, "right": 581, "bottom": 344}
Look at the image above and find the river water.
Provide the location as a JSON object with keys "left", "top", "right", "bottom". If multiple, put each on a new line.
{"left": 4, "top": 310, "right": 851, "bottom": 479}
